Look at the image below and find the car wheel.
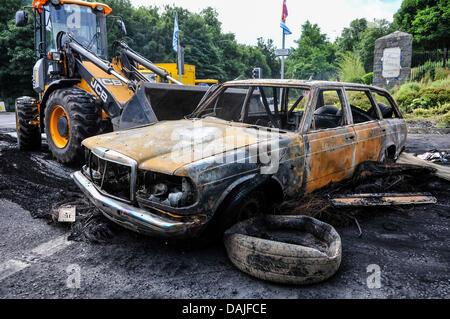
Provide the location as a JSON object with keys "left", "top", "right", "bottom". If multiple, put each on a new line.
{"left": 205, "top": 179, "right": 268, "bottom": 239}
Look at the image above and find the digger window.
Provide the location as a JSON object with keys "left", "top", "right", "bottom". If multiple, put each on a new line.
{"left": 45, "top": 4, "right": 108, "bottom": 58}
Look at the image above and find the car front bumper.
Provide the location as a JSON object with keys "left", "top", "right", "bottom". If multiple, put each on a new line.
{"left": 71, "top": 170, "right": 203, "bottom": 238}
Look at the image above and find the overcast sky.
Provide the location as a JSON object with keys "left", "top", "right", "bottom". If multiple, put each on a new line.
{"left": 130, "top": 0, "right": 403, "bottom": 48}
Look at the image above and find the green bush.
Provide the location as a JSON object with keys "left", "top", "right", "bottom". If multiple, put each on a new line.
{"left": 337, "top": 52, "right": 366, "bottom": 83}
{"left": 434, "top": 67, "right": 450, "bottom": 81}
{"left": 361, "top": 72, "right": 373, "bottom": 85}
{"left": 438, "top": 111, "right": 450, "bottom": 128}
{"left": 419, "top": 87, "right": 450, "bottom": 107}
{"left": 429, "top": 79, "right": 450, "bottom": 89}
{"left": 410, "top": 60, "right": 445, "bottom": 82}
{"left": 432, "top": 102, "right": 450, "bottom": 115}
{"left": 394, "top": 82, "right": 421, "bottom": 112}
{"left": 412, "top": 108, "right": 429, "bottom": 117}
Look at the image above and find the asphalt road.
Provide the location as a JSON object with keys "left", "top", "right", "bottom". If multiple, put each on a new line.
{"left": 0, "top": 117, "right": 449, "bottom": 299}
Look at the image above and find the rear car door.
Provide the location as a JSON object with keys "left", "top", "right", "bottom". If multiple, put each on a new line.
{"left": 302, "top": 87, "right": 356, "bottom": 193}
{"left": 370, "top": 89, "right": 407, "bottom": 160}
{"left": 344, "top": 87, "right": 384, "bottom": 164}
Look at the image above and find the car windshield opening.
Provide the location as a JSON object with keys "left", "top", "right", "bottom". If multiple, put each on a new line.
{"left": 192, "top": 85, "right": 310, "bottom": 132}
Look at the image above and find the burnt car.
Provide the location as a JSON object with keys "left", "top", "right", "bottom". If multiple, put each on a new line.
{"left": 71, "top": 79, "right": 407, "bottom": 238}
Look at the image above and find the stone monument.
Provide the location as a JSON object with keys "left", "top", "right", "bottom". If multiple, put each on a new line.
{"left": 373, "top": 31, "right": 413, "bottom": 89}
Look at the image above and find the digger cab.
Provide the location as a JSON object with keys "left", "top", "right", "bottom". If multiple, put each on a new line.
{"left": 15, "top": 1, "right": 111, "bottom": 94}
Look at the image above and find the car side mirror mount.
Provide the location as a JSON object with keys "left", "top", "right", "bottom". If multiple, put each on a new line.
{"left": 15, "top": 10, "right": 28, "bottom": 27}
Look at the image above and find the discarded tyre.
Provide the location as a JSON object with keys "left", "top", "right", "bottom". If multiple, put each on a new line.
{"left": 223, "top": 215, "right": 342, "bottom": 285}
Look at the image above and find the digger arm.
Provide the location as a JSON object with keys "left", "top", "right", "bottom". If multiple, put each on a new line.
{"left": 68, "top": 41, "right": 134, "bottom": 89}
{"left": 115, "top": 41, "right": 183, "bottom": 85}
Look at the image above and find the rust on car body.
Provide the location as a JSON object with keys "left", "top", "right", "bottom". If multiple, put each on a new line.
{"left": 72, "top": 79, "right": 407, "bottom": 238}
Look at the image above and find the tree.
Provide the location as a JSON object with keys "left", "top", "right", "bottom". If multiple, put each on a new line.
{"left": 335, "top": 18, "right": 368, "bottom": 55}
{"left": 286, "top": 21, "right": 336, "bottom": 80}
{"left": 256, "top": 38, "right": 280, "bottom": 78}
{"left": 394, "top": 0, "right": 450, "bottom": 49}
{"left": 355, "top": 19, "right": 393, "bottom": 72}
{"left": 0, "top": 0, "right": 35, "bottom": 107}
{"left": 337, "top": 51, "right": 366, "bottom": 83}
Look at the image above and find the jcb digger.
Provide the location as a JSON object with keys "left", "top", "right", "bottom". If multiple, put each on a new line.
{"left": 14, "top": 0, "right": 210, "bottom": 163}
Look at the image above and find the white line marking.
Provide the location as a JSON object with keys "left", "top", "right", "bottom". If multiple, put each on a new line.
{"left": 0, "top": 235, "right": 73, "bottom": 282}
{"left": 31, "top": 235, "right": 73, "bottom": 258}
{"left": 0, "top": 259, "right": 30, "bottom": 281}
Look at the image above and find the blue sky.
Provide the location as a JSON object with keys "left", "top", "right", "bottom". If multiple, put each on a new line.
{"left": 130, "top": 0, "right": 403, "bottom": 48}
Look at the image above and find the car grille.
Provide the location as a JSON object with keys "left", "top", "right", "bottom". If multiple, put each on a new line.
{"left": 85, "top": 147, "right": 138, "bottom": 202}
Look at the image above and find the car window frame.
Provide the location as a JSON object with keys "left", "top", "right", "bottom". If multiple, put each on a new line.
{"left": 369, "top": 88, "right": 403, "bottom": 119}
{"left": 343, "top": 87, "right": 383, "bottom": 123}
{"left": 191, "top": 84, "right": 314, "bottom": 133}
{"left": 300, "top": 86, "right": 352, "bottom": 134}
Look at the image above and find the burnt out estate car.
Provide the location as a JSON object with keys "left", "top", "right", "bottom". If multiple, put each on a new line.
{"left": 71, "top": 79, "right": 407, "bottom": 238}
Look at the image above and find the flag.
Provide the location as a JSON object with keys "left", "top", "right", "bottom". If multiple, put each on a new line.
{"left": 280, "top": 0, "right": 292, "bottom": 35}
{"left": 281, "top": 0, "right": 288, "bottom": 23}
{"left": 173, "top": 12, "right": 179, "bottom": 53}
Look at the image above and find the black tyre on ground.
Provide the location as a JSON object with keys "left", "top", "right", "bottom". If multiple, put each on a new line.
{"left": 224, "top": 215, "right": 342, "bottom": 285}
{"left": 44, "top": 87, "right": 101, "bottom": 164}
{"left": 15, "top": 96, "right": 42, "bottom": 151}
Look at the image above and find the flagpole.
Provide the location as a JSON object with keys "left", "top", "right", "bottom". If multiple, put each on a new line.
{"left": 178, "top": 34, "right": 182, "bottom": 83}
{"left": 281, "top": 30, "right": 285, "bottom": 79}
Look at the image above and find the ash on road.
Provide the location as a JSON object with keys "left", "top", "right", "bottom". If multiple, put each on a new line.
{"left": 0, "top": 121, "right": 449, "bottom": 298}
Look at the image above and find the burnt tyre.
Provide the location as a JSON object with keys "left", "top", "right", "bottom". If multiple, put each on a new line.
{"left": 223, "top": 215, "right": 342, "bottom": 285}
{"left": 15, "top": 96, "right": 42, "bottom": 151}
{"left": 45, "top": 87, "right": 101, "bottom": 164}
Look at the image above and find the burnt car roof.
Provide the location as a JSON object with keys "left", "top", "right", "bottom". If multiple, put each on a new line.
{"left": 224, "top": 79, "right": 389, "bottom": 93}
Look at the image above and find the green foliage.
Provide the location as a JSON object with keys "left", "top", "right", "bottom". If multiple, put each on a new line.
{"left": 394, "top": 82, "right": 422, "bottom": 112}
{"left": 286, "top": 21, "right": 336, "bottom": 80}
{"left": 393, "top": 80, "right": 450, "bottom": 114}
{"left": 412, "top": 108, "right": 429, "bottom": 116}
{"left": 334, "top": 18, "right": 368, "bottom": 55}
{"left": 337, "top": 51, "right": 365, "bottom": 83}
{"left": 0, "top": 0, "right": 35, "bottom": 108}
{"left": 354, "top": 19, "right": 393, "bottom": 72}
{"left": 434, "top": 102, "right": 450, "bottom": 114}
{"left": 434, "top": 67, "right": 450, "bottom": 81}
{"left": 438, "top": 111, "right": 450, "bottom": 127}
{"left": 361, "top": 72, "right": 373, "bottom": 85}
{"left": 419, "top": 87, "right": 450, "bottom": 106}
{"left": 430, "top": 78, "right": 450, "bottom": 89}
{"left": 411, "top": 61, "right": 448, "bottom": 81}
{"left": 394, "top": 0, "right": 450, "bottom": 49}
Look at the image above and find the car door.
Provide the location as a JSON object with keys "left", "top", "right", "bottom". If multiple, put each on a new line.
{"left": 344, "top": 87, "right": 385, "bottom": 164}
{"left": 370, "top": 89, "right": 407, "bottom": 160}
{"left": 301, "top": 87, "right": 357, "bottom": 193}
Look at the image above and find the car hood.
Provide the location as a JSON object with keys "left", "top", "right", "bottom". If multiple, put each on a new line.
{"left": 82, "top": 119, "right": 281, "bottom": 175}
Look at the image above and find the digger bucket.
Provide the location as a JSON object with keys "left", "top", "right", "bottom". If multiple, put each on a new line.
{"left": 119, "top": 83, "right": 210, "bottom": 130}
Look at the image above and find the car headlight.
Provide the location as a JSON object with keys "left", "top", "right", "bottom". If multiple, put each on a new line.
{"left": 137, "top": 171, "right": 197, "bottom": 208}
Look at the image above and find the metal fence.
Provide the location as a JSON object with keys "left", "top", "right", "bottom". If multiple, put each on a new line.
{"left": 410, "top": 48, "right": 448, "bottom": 81}
{"left": 412, "top": 48, "right": 448, "bottom": 68}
